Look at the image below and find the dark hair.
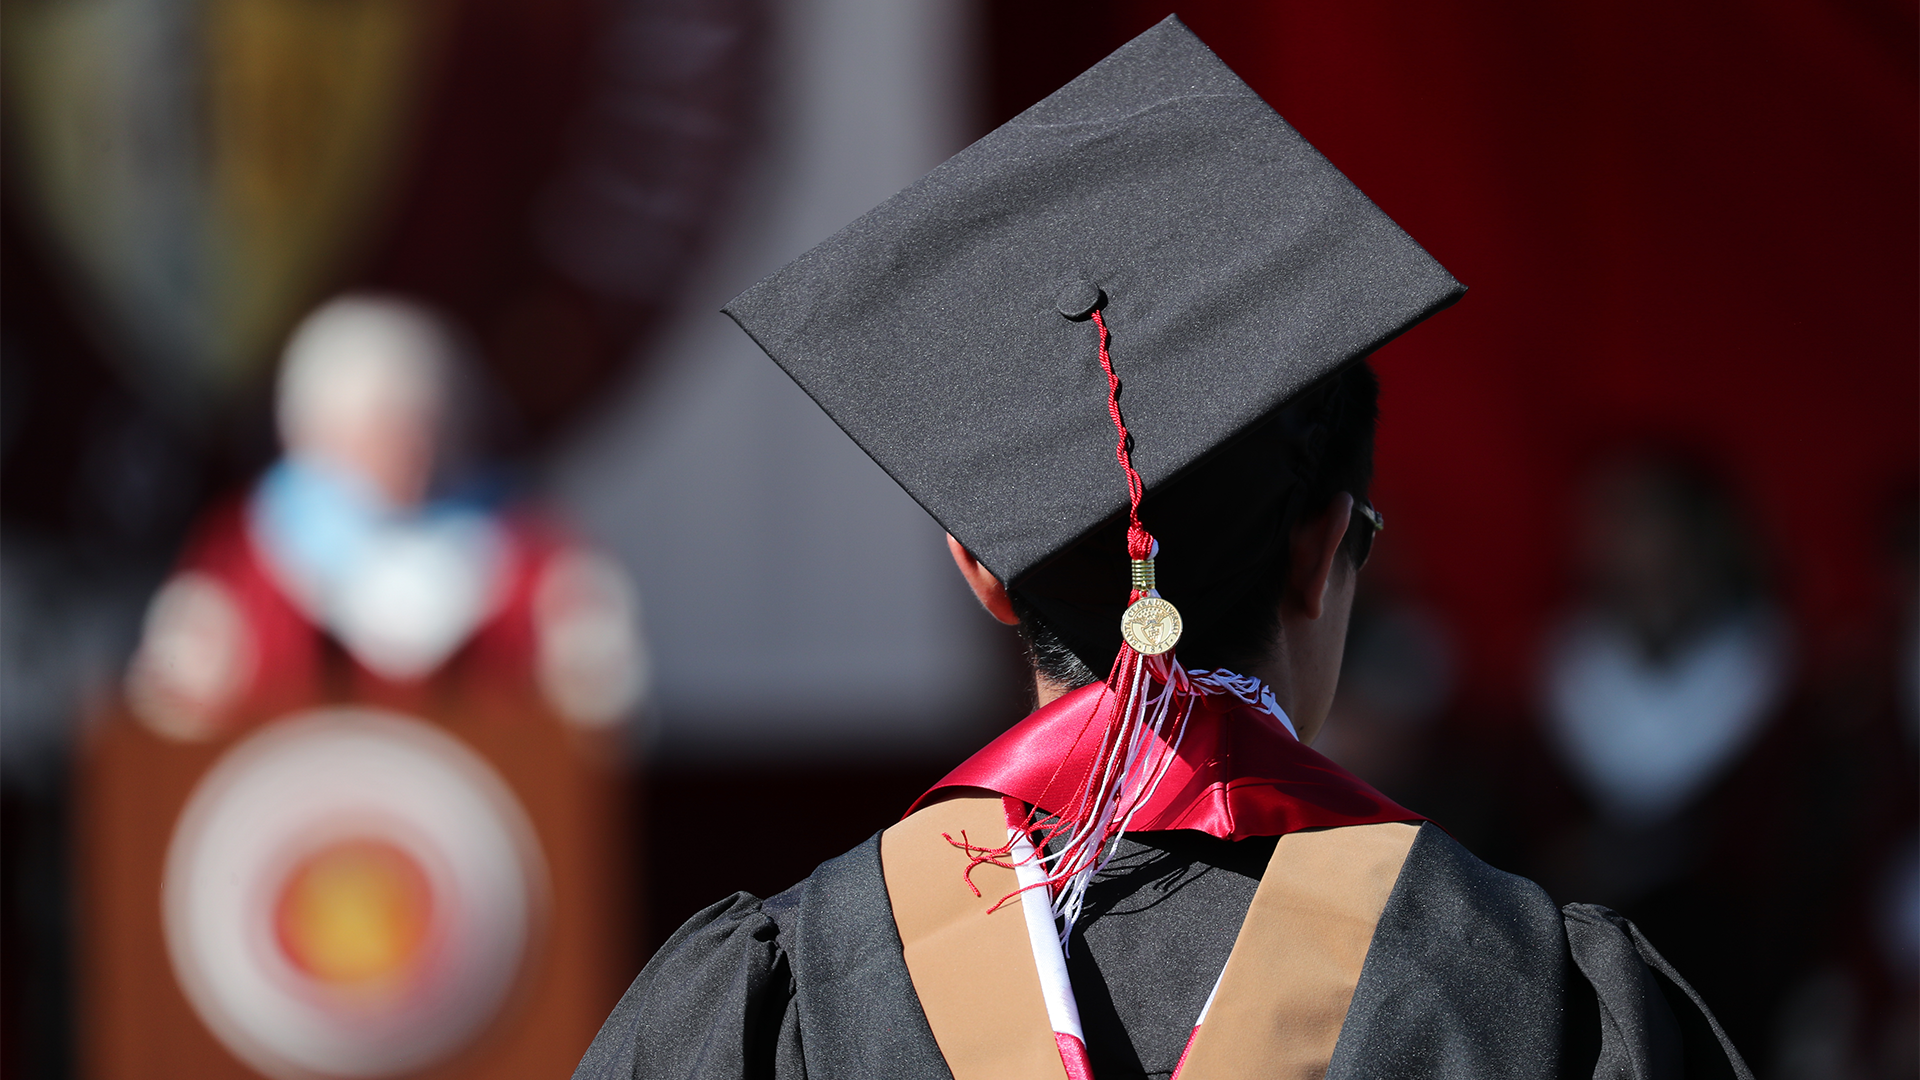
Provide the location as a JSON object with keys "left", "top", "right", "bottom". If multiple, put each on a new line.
{"left": 1012, "top": 360, "right": 1380, "bottom": 689}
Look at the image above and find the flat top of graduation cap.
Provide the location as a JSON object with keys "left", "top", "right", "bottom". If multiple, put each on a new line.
{"left": 724, "top": 16, "right": 1463, "bottom": 587}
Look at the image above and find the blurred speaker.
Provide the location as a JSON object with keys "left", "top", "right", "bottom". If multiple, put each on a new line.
{"left": 77, "top": 514, "right": 638, "bottom": 1080}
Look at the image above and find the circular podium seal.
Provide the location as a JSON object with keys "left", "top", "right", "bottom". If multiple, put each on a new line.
{"left": 163, "top": 708, "right": 545, "bottom": 1079}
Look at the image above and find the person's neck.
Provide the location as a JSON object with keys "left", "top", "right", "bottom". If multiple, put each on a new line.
{"left": 1033, "top": 672, "right": 1074, "bottom": 709}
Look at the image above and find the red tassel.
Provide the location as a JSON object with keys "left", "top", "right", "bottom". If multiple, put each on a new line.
{"left": 976, "top": 308, "right": 1199, "bottom": 935}
{"left": 1092, "top": 311, "right": 1155, "bottom": 564}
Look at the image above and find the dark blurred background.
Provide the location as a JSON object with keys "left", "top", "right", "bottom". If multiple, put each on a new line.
{"left": 2, "top": 1, "right": 1914, "bottom": 1078}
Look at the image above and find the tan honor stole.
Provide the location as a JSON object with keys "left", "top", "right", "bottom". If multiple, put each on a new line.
{"left": 881, "top": 795, "right": 1419, "bottom": 1080}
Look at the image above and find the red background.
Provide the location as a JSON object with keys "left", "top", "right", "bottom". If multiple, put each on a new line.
{"left": 990, "top": 0, "right": 1918, "bottom": 714}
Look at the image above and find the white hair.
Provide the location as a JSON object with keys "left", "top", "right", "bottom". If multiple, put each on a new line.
{"left": 276, "top": 295, "right": 458, "bottom": 449}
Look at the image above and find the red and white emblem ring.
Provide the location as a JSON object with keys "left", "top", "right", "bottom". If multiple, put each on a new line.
{"left": 163, "top": 708, "right": 546, "bottom": 1078}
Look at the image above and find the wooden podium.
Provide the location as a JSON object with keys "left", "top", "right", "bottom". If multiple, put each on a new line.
{"left": 77, "top": 677, "right": 635, "bottom": 1080}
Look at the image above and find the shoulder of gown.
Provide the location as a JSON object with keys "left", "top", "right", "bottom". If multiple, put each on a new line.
{"left": 1331, "top": 821, "right": 1752, "bottom": 1080}
{"left": 578, "top": 821, "right": 1751, "bottom": 1080}
{"left": 570, "top": 887, "right": 803, "bottom": 1080}
{"left": 571, "top": 832, "right": 951, "bottom": 1080}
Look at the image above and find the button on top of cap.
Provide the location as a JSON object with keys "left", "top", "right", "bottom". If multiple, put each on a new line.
{"left": 1056, "top": 280, "right": 1104, "bottom": 319}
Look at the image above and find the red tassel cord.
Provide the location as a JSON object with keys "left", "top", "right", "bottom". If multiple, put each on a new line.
{"left": 1019, "top": 310, "right": 1206, "bottom": 938}
{"left": 941, "top": 829, "right": 1017, "bottom": 899}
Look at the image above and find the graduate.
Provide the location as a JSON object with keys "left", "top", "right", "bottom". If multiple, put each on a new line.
{"left": 576, "top": 18, "right": 1749, "bottom": 1080}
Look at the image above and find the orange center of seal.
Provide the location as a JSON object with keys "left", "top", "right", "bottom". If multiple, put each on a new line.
{"left": 274, "top": 839, "right": 433, "bottom": 987}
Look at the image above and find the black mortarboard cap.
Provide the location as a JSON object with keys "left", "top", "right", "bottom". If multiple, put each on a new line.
{"left": 723, "top": 16, "right": 1463, "bottom": 590}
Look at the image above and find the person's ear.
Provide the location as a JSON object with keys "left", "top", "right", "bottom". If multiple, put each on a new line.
{"left": 1287, "top": 492, "right": 1354, "bottom": 620}
{"left": 948, "top": 534, "right": 1020, "bottom": 625}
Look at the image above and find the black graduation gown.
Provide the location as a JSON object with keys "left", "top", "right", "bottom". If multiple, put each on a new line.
{"left": 573, "top": 823, "right": 1750, "bottom": 1080}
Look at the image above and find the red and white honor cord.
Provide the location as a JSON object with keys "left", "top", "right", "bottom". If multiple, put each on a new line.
{"left": 1026, "top": 661, "right": 1299, "bottom": 939}
{"left": 1008, "top": 799, "right": 1229, "bottom": 1080}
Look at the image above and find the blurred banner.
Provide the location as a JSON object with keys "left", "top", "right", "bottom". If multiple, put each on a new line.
{"left": 1, "top": 0, "right": 760, "bottom": 435}
{"left": 1, "top": 0, "right": 448, "bottom": 416}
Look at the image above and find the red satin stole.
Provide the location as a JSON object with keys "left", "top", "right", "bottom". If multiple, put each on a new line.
{"left": 910, "top": 682, "right": 1424, "bottom": 838}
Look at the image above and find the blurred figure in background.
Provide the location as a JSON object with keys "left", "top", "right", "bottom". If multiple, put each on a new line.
{"left": 1534, "top": 449, "right": 1791, "bottom": 1059}
{"left": 1766, "top": 484, "right": 1918, "bottom": 1080}
{"left": 82, "top": 294, "right": 648, "bottom": 1080}
{"left": 128, "top": 294, "right": 646, "bottom": 735}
